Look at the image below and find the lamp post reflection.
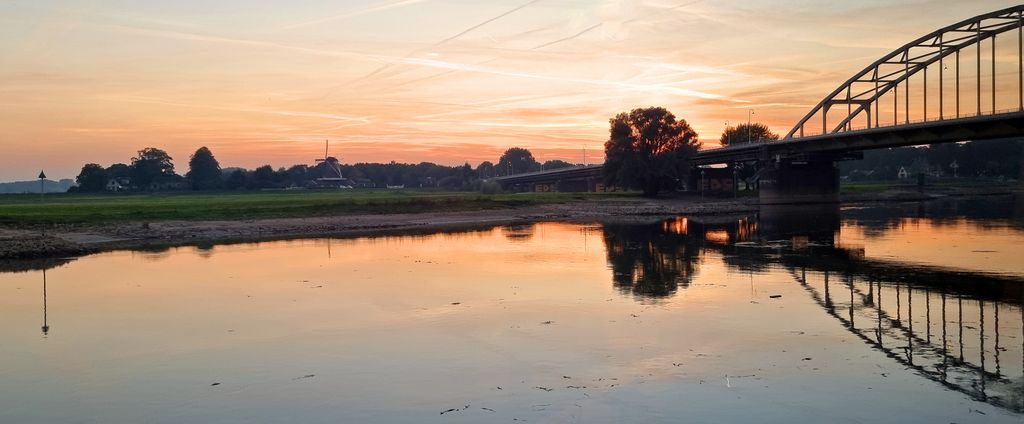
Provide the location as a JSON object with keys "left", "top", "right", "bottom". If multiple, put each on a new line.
{"left": 41, "top": 269, "right": 49, "bottom": 336}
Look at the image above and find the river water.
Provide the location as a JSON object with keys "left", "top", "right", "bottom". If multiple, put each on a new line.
{"left": 1, "top": 197, "right": 1022, "bottom": 423}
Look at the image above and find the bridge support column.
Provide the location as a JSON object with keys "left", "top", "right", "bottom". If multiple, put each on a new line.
{"left": 759, "top": 159, "right": 840, "bottom": 204}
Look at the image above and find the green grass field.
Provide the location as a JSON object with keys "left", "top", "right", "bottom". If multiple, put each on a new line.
{"left": 839, "top": 182, "right": 901, "bottom": 193}
{"left": 0, "top": 190, "right": 634, "bottom": 225}
{"left": 840, "top": 179, "right": 1019, "bottom": 194}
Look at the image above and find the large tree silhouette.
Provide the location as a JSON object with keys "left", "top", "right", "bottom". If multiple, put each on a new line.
{"left": 719, "top": 123, "right": 779, "bottom": 146}
{"left": 75, "top": 163, "right": 109, "bottom": 192}
{"left": 603, "top": 107, "right": 700, "bottom": 196}
{"left": 186, "top": 146, "right": 222, "bottom": 190}
{"left": 497, "top": 147, "right": 539, "bottom": 175}
{"left": 130, "top": 147, "right": 176, "bottom": 190}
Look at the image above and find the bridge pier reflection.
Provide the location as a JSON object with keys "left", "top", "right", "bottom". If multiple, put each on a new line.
{"left": 759, "top": 158, "right": 841, "bottom": 204}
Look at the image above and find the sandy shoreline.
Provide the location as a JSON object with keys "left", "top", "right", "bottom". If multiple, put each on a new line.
{"left": 0, "top": 189, "right": 1012, "bottom": 261}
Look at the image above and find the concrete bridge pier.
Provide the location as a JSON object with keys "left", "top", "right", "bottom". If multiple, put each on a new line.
{"left": 758, "top": 158, "right": 840, "bottom": 204}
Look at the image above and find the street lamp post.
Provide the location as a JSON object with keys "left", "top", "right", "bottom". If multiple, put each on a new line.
{"left": 733, "top": 162, "right": 739, "bottom": 198}
{"left": 747, "top": 110, "right": 755, "bottom": 143}
{"left": 700, "top": 169, "right": 706, "bottom": 199}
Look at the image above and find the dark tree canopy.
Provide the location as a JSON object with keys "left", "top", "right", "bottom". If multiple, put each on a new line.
{"left": 106, "top": 163, "right": 131, "bottom": 179}
{"left": 186, "top": 146, "right": 222, "bottom": 190}
{"left": 225, "top": 169, "right": 248, "bottom": 190}
{"left": 75, "top": 163, "right": 109, "bottom": 192}
{"left": 249, "top": 165, "right": 277, "bottom": 189}
{"left": 475, "top": 161, "right": 496, "bottom": 179}
{"left": 603, "top": 107, "right": 701, "bottom": 196}
{"left": 542, "top": 160, "right": 575, "bottom": 170}
{"left": 131, "top": 147, "right": 176, "bottom": 190}
{"left": 497, "top": 147, "right": 539, "bottom": 175}
{"left": 839, "top": 139, "right": 1023, "bottom": 180}
{"left": 719, "top": 123, "right": 779, "bottom": 146}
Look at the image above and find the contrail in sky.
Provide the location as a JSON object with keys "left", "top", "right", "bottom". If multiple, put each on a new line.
{"left": 435, "top": 0, "right": 542, "bottom": 45}
{"left": 531, "top": 23, "right": 601, "bottom": 50}
{"left": 281, "top": 0, "right": 430, "bottom": 29}
{"left": 348, "top": 0, "right": 540, "bottom": 86}
{"left": 532, "top": 0, "right": 702, "bottom": 50}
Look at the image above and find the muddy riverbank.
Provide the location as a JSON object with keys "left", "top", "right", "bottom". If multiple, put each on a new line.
{"left": 0, "top": 190, "right": 1015, "bottom": 260}
{"left": 0, "top": 197, "right": 758, "bottom": 260}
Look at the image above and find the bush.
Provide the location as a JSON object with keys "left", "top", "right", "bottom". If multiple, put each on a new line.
{"left": 480, "top": 180, "right": 502, "bottom": 194}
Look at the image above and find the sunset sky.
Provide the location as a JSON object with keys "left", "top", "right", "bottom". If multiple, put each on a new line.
{"left": 0, "top": 0, "right": 1013, "bottom": 181}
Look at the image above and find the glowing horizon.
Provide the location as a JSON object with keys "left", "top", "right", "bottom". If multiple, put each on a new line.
{"left": 0, "top": 0, "right": 1010, "bottom": 181}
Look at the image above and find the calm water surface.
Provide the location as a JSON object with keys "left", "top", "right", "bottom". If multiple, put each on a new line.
{"left": 1, "top": 197, "right": 1023, "bottom": 423}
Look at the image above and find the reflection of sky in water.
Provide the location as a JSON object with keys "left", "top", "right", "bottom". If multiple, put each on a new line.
{"left": 0, "top": 198, "right": 1022, "bottom": 423}
{"left": 838, "top": 216, "right": 1024, "bottom": 277}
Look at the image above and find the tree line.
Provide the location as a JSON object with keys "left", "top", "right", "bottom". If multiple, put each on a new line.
{"left": 839, "top": 140, "right": 1022, "bottom": 180}
{"left": 69, "top": 107, "right": 761, "bottom": 196}
{"left": 72, "top": 106, "right": 1016, "bottom": 195}
{"left": 71, "top": 146, "right": 582, "bottom": 192}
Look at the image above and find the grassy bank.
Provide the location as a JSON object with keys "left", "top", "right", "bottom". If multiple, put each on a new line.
{"left": 0, "top": 190, "right": 634, "bottom": 225}
{"left": 841, "top": 179, "right": 1020, "bottom": 194}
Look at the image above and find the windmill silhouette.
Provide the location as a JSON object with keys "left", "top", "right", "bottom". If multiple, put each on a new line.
{"left": 314, "top": 140, "right": 350, "bottom": 188}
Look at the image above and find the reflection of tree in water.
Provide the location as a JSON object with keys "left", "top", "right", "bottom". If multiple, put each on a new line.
{"left": 602, "top": 222, "right": 701, "bottom": 300}
{"left": 0, "top": 257, "right": 76, "bottom": 273}
{"left": 501, "top": 223, "right": 536, "bottom": 242}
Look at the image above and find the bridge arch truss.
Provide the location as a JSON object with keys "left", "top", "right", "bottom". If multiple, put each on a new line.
{"left": 786, "top": 5, "right": 1024, "bottom": 139}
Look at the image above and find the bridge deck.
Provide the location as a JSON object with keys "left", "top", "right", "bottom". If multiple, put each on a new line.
{"left": 695, "top": 110, "right": 1024, "bottom": 165}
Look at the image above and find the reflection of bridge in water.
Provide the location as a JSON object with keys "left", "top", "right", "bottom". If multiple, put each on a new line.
{"left": 795, "top": 267, "right": 1023, "bottom": 412}
{"left": 601, "top": 199, "right": 1024, "bottom": 412}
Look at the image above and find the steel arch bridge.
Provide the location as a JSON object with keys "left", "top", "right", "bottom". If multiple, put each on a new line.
{"left": 787, "top": 4, "right": 1024, "bottom": 139}
{"left": 699, "top": 4, "right": 1024, "bottom": 163}
{"left": 496, "top": 7, "right": 1024, "bottom": 201}
{"left": 692, "top": 5, "right": 1024, "bottom": 202}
